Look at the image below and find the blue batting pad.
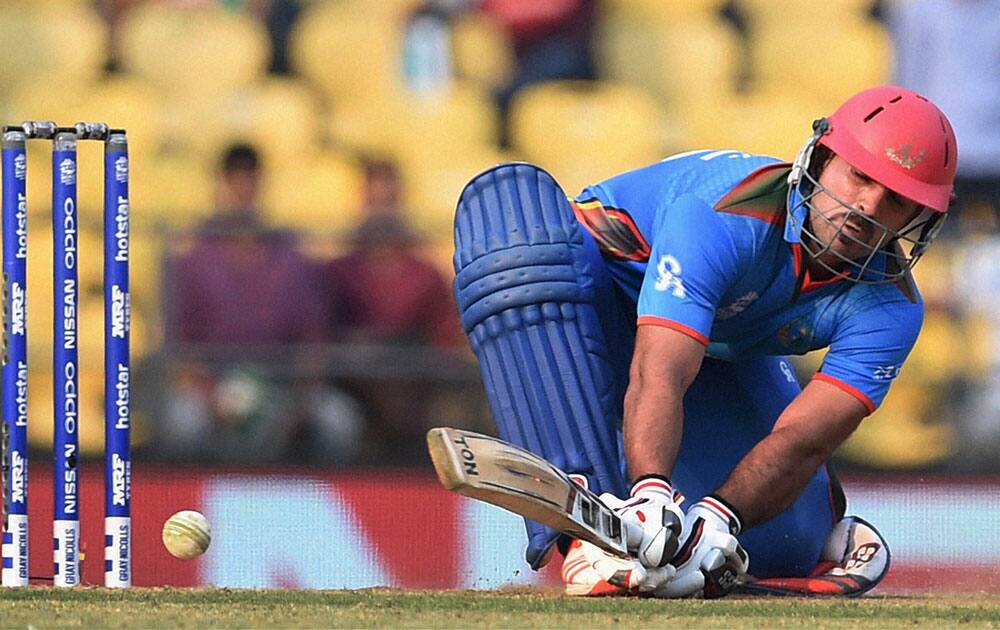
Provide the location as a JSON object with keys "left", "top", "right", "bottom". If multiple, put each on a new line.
{"left": 454, "top": 163, "right": 629, "bottom": 568}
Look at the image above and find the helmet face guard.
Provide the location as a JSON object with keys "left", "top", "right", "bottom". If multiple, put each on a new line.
{"left": 786, "top": 86, "right": 958, "bottom": 285}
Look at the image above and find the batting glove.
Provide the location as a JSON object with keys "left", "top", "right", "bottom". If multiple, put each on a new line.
{"left": 599, "top": 474, "right": 684, "bottom": 569}
{"left": 654, "top": 495, "right": 749, "bottom": 599}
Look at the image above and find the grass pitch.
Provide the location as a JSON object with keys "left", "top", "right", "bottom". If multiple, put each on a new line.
{"left": 1, "top": 588, "right": 1000, "bottom": 628}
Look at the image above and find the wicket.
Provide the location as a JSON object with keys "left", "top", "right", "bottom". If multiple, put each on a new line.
{"left": 1, "top": 121, "right": 131, "bottom": 588}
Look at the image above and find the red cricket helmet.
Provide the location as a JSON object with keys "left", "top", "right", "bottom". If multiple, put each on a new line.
{"left": 817, "top": 85, "right": 958, "bottom": 213}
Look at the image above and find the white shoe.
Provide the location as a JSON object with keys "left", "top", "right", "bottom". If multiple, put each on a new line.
{"left": 561, "top": 539, "right": 634, "bottom": 596}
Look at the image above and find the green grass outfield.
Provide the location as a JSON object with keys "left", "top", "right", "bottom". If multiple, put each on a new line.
{"left": 2, "top": 588, "right": 1000, "bottom": 628}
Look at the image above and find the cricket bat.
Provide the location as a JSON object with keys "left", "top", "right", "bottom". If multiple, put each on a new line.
{"left": 427, "top": 427, "right": 628, "bottom": 559}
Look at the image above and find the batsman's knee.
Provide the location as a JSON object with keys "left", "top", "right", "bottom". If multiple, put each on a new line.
{"left": 453, "top": 162, "right": 594, "bottom": 333}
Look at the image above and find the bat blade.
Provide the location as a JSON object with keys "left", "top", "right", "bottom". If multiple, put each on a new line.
{"left": 427, "top": 427, "right": 628, "bottom": 558}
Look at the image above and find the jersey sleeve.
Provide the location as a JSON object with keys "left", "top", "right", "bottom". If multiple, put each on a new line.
{"left": 816, "top": 298, "right": 923, "bottom": 412}
{"left": 635, "top": 194, "right": 742, "bottom": 343}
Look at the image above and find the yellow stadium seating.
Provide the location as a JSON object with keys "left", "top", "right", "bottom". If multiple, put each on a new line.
{"left": 450, "top": 12, "right": 515, "bottom": 90}
{"left": 400, "top": 143, "right": 517, "bottom": 233}
{"left": 6, "top": 83, "right": 86, "bottom": 136}
{"left": 128, "top": 227, "right": 167, "bottom": 324}
{"left": 169, "top": 77, "right": 326, "bottom": 169}
{"left": 134, "top": 152, "right": 215, "bottom": 229}
{"left": 837, "top": 301, "right": 966, "bottom": 469}
{"left": 601, "top": 0, "right": 730, "bottom": 19}
{"left": 20, "top": 221, "right": 99, "bottom": 306}
{"left": 740, "top": 0, "right": 877, "bottom": 23}
{"left": 0, "top": 2, "right": 106, "bottom": 92}
{"left": 749, "top": 15, "right": 891, "bottom": 106}
{"left": 290, "top": 1, "right": 420, "bottom": 104}
{"left": 70, "top": 77, "right": 165, "bottom": 159}
{"left": 596, "top": 11, "right": 742, "bottom": 151}
{"left": 328, "top": 81, "right": 500, "bottom": 161}
{"left": 911, "top": 244, "right": 954, "bottom": 307}
{"left": 677, "top": 89, "right": 826, "bottom": 160}
{"left": 508, "top": 80, "right": 667, "bottom": 193}
{"left": 118, "top": 3, "right": 270, "bottom": 97}
{"left": 262, "top": 149, "right": 364, "bottom": 235}
{"left": 839, "top": 379, "right": 957, "bottom": 469}
{"left": 653, "top": 17, "right": 742, "bottom": 109}
{"left": 909, "top": 310, "right": 968, "bottom": 383}
{"left": 597, "top": 6, "right": 740, "bottom": 102}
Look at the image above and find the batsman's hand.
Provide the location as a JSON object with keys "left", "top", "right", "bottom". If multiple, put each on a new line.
{"left": 600, "top": 475, "right": 683, "bottom": 568}
{"left": 654, "top": 496, "right": 749, "bottom": 599}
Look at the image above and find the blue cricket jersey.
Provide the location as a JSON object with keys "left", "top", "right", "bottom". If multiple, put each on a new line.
{"left": 573, "top": 149, "right": 924, "bottom": 412}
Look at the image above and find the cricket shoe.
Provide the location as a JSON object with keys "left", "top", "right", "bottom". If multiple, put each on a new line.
{"left": 735, "top": 516, "right": 890, "bottom": 597}
{"left": 561, "top": 539, "right": 634, "bottom": 596}
{"left": 561, "top": 473, "right": 633, "bottom": 596}
{"left": 562, "top": 538, "right": 677, "bottom": 596}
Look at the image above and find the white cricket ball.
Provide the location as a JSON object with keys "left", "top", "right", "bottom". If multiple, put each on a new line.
{"left": 162, "top": 510, "right": 212, "bottom": 560}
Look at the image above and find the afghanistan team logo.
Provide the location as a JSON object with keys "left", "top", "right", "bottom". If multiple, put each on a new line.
{"left": 885, "top": 145, "right": 926, "bottom": 170}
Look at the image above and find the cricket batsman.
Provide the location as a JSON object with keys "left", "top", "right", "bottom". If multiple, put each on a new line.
{"left": 452, "top": 86, "right": 957, "bottom": 597}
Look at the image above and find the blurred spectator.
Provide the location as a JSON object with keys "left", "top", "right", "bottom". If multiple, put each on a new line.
{"left": 888, "top": 0, "right": 1000, "bottom": 236}
{"left": 252, "top": 0, "right": 303, "bottom": 75}
{"left": 402, "top": 1, "right": 458, "bottom": 94}
{"left": 169, "top": 143, "right": 326, "bottom": 344}
{"left": 359, "top": 157, "right": 407, "bottom": 218}
{"left": 324, "top": 213, "right": 460, "bottom": 349}
{"left": 94, "top": 0, "right": 131, "bottom": 72}
{"left": 321, "top": 191, "right": 464, "bottom": 461}
{"left": 481, "top": 0, "right": 598, "bottom": 145}
{"left": 161, "top": 142, "right": 363, "bottom": 465}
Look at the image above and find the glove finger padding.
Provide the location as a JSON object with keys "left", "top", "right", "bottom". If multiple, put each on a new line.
{"left": 580, "top": 539, "right": 677, "bottom": 593}
{"left": 600, "top": 476, "right": 684, "bottom": 568}
{"left": 699, "top": 534, "right": 750, "bottom": 598}
{"left": 661, "top": 497, "right": 750, "bottom": 599}
{"left": 652, "top": 568, "right": 705, "bottom": 599}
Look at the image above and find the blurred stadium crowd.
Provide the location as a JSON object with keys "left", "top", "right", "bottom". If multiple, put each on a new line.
{"left": 0, "top": 0, "right": 998, "bottom": 472}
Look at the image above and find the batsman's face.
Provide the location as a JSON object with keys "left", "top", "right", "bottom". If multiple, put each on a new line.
{"left": 809, "top": 155, "right": 921, "bottom": 263}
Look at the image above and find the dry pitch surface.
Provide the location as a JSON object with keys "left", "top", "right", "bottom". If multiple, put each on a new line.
{"left": 2, "top": 588, "right": 1000, "bottom": 628}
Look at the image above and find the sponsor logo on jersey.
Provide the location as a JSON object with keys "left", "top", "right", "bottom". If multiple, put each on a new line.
{"left": 777, "top": 319, "right": 812, "bottom": 352}
{"left": 654, "top": 255, "right": 686, "bottom": 298}
{"left": 716, "top": 292, "right": 758, "bottom": 320}
{"left": 779, "top": 360, "right": 797, "bottom": 384}
{"left": 873, "top": 365, "right": 902, "bottom": 381}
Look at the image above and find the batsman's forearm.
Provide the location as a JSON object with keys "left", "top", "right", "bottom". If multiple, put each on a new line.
{"left": 715, "top": 425, "right": 830, "bottom": 529}
{"left": 623, "top": 385, "right": 684, "bottom": 482}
